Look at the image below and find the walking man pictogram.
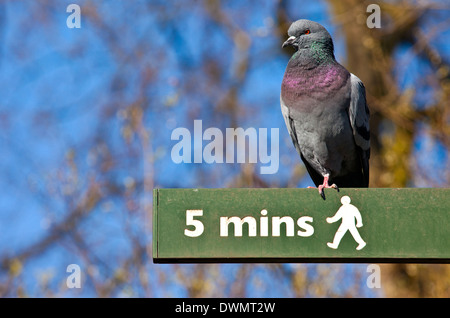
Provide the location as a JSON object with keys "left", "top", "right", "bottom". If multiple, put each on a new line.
{"left": 326, "top": 196, "right": 366, "bottom": 250}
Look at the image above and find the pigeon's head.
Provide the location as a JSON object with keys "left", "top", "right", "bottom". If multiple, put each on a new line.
{"left": 282, "top": 19, "right": 335, "bottom": 59}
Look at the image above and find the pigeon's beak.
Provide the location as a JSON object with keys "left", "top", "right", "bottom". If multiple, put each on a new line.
{"left": 282, "top": 36, "right": 297, "bottom": 48}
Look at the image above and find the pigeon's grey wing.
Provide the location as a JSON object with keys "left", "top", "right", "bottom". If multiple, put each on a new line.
{"left": 280, "top": 95, "right": 323, "bottom": 187}
{"left": 280, "top": 95, "right": 297, "bottom": 150}
{"left": 349, "top": 74, "right": 370, "bottom": 186}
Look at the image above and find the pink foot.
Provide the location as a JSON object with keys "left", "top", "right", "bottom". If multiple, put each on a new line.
{"left": 309, "top": 175, "right": 339, "bottom": 200}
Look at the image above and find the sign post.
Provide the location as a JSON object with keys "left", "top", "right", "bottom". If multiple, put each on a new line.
{"left": 153, "top": 188, "right": 450, "bottom": 263}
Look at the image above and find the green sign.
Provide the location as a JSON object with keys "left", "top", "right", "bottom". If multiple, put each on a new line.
{"left": 153, "top": 188, "right": 450, "bottom": 263}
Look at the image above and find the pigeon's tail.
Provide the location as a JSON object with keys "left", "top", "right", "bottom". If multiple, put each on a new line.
{"left": 333, "top": 147, "right": 369, "bottom": 188}
{"left": 330, "top": 171, "right": 368, "bottom": 188}
{"left": 300, "top": 152, "right": 368, "bottom": 189}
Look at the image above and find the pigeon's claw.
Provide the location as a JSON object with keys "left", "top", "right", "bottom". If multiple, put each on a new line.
{"left": 319, "top": 187, "right": 326, "bottom": 200}
{"left": 331, "top": 184, "right": 339, "bottom": 192}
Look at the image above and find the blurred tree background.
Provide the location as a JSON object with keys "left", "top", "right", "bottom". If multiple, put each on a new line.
{"left": 0, "top": 0, "right": 449, "bottom": 297}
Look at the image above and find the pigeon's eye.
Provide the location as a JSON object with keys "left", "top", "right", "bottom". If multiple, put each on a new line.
{"left": 305, "top": 30, "right": 311, "bottom": 35}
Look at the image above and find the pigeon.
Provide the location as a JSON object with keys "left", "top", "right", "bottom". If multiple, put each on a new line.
{"left": 280, "top": 19, "right": 370, "bottom": 200}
